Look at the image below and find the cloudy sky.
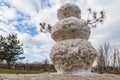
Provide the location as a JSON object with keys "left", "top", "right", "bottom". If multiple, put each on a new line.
{"left": 0, "top": 0, "right": 120, "bottom": 63}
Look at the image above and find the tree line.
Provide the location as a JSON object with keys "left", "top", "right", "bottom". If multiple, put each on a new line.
{"left": 96, "top": 43, "right": 120, "bottom": 74}
{"left": 0, "top": 60, "right": 56, "bottom": 72}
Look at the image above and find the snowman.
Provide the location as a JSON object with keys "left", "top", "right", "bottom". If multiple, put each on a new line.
{"left": 50, "top": 3, "right": 97, "bottom": 74}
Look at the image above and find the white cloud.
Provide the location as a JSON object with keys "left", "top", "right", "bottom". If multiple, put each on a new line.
{"left": 0, "top": 22, "right": 17, "bottom": 34}
{"left": 16, "top": 32, "right": 54, "bottom": 62}
{"left": 9, "top": 0, "right": 38, "bottom": 17}
{"left": 0, "top": 5, "right": 17, "bottom": 20}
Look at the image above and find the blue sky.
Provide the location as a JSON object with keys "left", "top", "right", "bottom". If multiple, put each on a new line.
{"left": 0, "top": 0, "right": 120, "bottom": 63}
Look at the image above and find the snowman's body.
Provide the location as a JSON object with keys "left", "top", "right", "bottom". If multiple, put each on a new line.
{"left": 50, "top": 3, "right": 97, "bottom": 74}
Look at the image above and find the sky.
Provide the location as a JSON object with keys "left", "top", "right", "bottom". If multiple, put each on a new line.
{"left": 0, "top": 0, "right": 120, "bottom": 63}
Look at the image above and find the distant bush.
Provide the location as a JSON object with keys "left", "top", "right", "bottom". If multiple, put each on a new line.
{"left": 0, "top": 62, "right": 56, "bottom": 72}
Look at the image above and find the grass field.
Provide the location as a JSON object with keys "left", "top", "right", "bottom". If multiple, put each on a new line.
{"left": 0, "top": 68, "right": 119, "bottom": 75}
{"left": 106, "top": 70, "right": 120, "bottom": 75}
{"left": 0, "top": 69, "right": 47, "bottom": 74}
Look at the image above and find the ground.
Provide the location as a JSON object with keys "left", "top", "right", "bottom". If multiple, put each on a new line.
{"left": 0, "top": 73, "right": 120, "bottom": 80}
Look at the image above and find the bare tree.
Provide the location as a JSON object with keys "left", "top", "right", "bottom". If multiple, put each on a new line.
{"left": 97, "top": 42, "right": 112, "bottom": 73}
{"left": 97, "top": 43, "right": 120, "bottom": 73}
{"left": 112, "top": 46, "right": 120, "bottom": 69}
{"left": 118, "top": 50, "right": 120, "bottom": 69}
{"left": 113, "top": 47, "right": 117, "bottom": 68}
{"left": 103, "top": 43, "right": 111, "bottom": 70}
{"left": 97, "top": 44, "right": 106, "bottom": 74}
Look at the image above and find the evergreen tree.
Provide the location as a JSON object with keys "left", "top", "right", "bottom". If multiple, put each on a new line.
{"left": 0, "top": 34, "right": 25, "bottom": 69}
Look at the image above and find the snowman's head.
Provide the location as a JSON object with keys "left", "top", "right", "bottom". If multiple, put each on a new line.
{"left": 57, "top": 3, "right": 81, "bottom": 20}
